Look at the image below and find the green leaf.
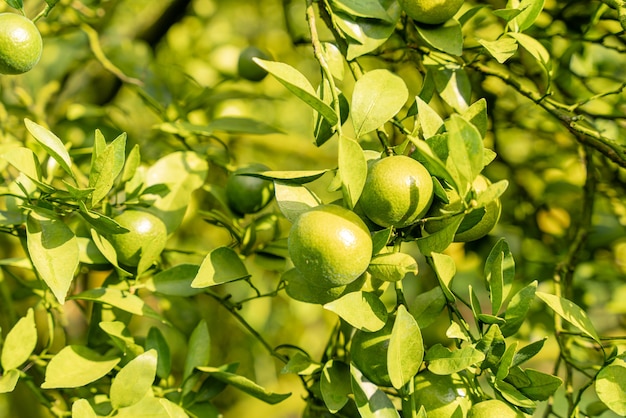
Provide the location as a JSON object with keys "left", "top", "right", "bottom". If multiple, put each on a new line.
{"left": 446, "top": 115, "right": 484, "bottom": 196}
{"left": 409, "top": 136, "right": 457, "bottom": 189}
{"left": 475, "top": 324, "right": 506, "bottom": 371}
{"left": 536, "top": 291, "right": 600, "bottom": 343}
{"left": 496, "top": 342, "right": 519, "bottom": 381}
{"left": 417, "top": 214, "right": 464, "bottom": 257}
{"left": 24, "top": 118, "right": 75, "bottom": 179}
{"left": 99, "top": 321, "right": 144, "bottom": 358}
{"left": 70, "top": 288, "right": 164, "bottom": 322}
{"left": 511, "top": 0, "right": 545, "bottom": 31}
{"left": 251, "top": 170, "right": 329, "bottom": 184}
{"left": 191, "top": 247, "right": 249, "bottom": 288}
{"left": 1, "top": 147, "right": 42, "bottom": 181}
{"left": 368, "top": 251, "right": 418, "bottom": 282}
{"left": 484, "top": 239, "right": 515, "bottom": 314}
{"left": 388, "top": 305, "right": 424, "bottom": 389}
{"left": 596, "top": 363, "right": 626, "bottom": 416}
{"left": 338, "top": 136, "right": 367, "bottom": 209}
{"left": 415, "top": 19, "right": 463, "bottom": 56}
{"left": 330, "top": 0, "right": 391, "bottom": 21}
{"left": 183, "top": 319, "right": 211, "bottom": 382}
{"left": 415, "top": 96, "right": 444, "bottom": 139}
{"left": 0, "top": 369, "right": 19, "bottom": 393}
{"left": 159, "top": 398, "right": 189, "bottom": 418}
{"left": 145, "top": 264, "right": 204, "bottom": 297}
{"left": 429, "top": 252, "right": 457, "bottom": 302}
{"left": 478, "top": 38, "right": 518, "bottom": 63}
{"left": 114, "top": 395, "right": 169, "bottom": 418}
{"left": 26, "top": 207, "right": 79, "bottom": 304}
{"left": 42, "top": 345, "right": 120, "bottom": 388}
{"left": 428, "top": 64, "right": 471, "bottom": 112}
{"left": 281, "top": 351, "right": 320, "bottom": 375}
{"left": 350, "top": 364, "right": 401, "bottom": 418}
{"left": 494, "top": 379, "right": 535, "bottom": 409}
{"left": 121, "top": 144, "right": 141, "bottom": 183}
{"left": 462, "top": 98, "right": 489, "bottom": 138}
{"left": 324, "top": 291, "right": 388, "bottom": 332}
{"left": 71, "top": 399, "right": 98, "bottom": 418}
{"left": 78, "top": 201, "right": 129, "bottom": 235}
{"left": 507, "top": 32, "right": 551, "bottom": 76}
{"left": 146, "top": 327, "right": 171, "bottom": 379}
{"left": 254, "top": 59, "right": 337, "bottom": 126}
{"left": 274, "top": 181, "right": 321, "bottom": 223}
{"left": 197, "top": 367, "right": 291, "bottom": 404}
{"left": 351, "top": 69, "right": 408, "bottom": 137}
{"left": 320, "top": 360, "right": 351, "bottom": 413}
{"left": 110, "top": 349, "right": 158, "bottom": 409}
{"left": 511, "top": 338, "right": 546, "bottom": 367}
{"left": 502, "top": 281, "right": 537, "bottom": 337}
{"left": 1, "top": 308, "right": 37, "bottom": 371}
{"left": 517, "top": 368, "right": 562, "bottom": 401}
{"left": 315, "top": 79, "right": 349, "bottom": 146}
{"left": 89, "top": 131, "right": 126, "bottom": 206}
{"left": 425, "top": 344, "right": 486, "bottom": 375}
{"left": 164, "top": 118, "right": 282, "bottom": 136}
{"left": 410, "top": 286, "right": 447, "bottom": 328}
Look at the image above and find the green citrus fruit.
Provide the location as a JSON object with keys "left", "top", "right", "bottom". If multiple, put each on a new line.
{"left": 350, "top": 318, "right": 394, "bottom": 387}
{"left": 425, "top": 175, "right": 501, "bottom": 242}
{"left": 358, "top": 155, "right": 434, "bottom": 229}
{"left": 288, "top": 204, "right": 373, "bottom": 288}
{"left": 108, "top": 210, "right": 168, "bottom": 267}
{"left": 0, "top": 13, "right": 43, "bottom": 75}
{"left": 237, "top": 46, "right": 270, "bottom": 81}
{"left": 226, "top": 163, "right": 275, "bottom": 215}
{"left": 398, "top": 0, "right": 464, "bottom": 25}
{"left": 468, "top": 400, "right": 524, "bottom": 418}
{"left": 413, "top": 371, "right": 472, "bottom": 418}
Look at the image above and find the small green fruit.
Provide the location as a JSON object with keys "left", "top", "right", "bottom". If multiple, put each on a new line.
{"left": 108, "top": 210, "right": 167, "bottom": 267}
{"left": 0, "top": 13, "right": 43, "bottom": 75}
{"left": 225, "top": 163, "right": 275, "bottom": 215}
{"left": 350, "top": 318, "right": 394, "bottom": 387}
{"left": 237, "top": 46, "right": 271, "bottom": 81}
{"left": 468, "top": 400, "right": 524, "bottom": 418}
{"left": 413, "top": 371, "right": 472, "bottom": 417}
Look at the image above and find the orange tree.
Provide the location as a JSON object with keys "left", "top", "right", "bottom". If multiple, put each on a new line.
{"left": 0, "top": 0, "right": 625, "bottom": 417}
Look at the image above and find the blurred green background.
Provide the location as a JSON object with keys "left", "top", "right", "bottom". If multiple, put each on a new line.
{"left": 0, "top": 0, "right": 625, "bottom": 416}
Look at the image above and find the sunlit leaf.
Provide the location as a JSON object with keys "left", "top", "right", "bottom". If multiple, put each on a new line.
{"left": 197, "top": 367, "right": 291, "bottom": 404}
{"left": 191, "top": 247, "right": 249, "bottom": 288}
{"left": 324, "top": 291, "right": 388, "bottom": 331}
{"left": 415, "top": 19, "right": 463, "bottom": 56}
{"left": 42, "top": 345, "right": 120, "bottom": 388}
{"left": 1, "top": 308, "right": 37, "bottom": 371}
{"left": 596, "top": 363, "right": 626, "bottom": 416}
{"left": 274, "top": 181, "right": 321, "bottom": 223}
{"left": 388, "top": 305, "right": 424, "bottom": 389}
{"left": 110, "top": 350, "right": 158, "bottom": 409}
{"left": 536, "top": 291, "right": 600, "bottom": 343}
{"left": 350, "top": 365, "right": 400, "bottom": 418}
{"left": 320, "top": 360, "right": 351, "bottom": 413}
{"left": 425, "top": 344, "right": 486, "bottom": 375}
{"left": 368, "top": 251, "right": 418, "bottom": 282}
{"left": 24, "top": 119, "right": 75, "bottom": 179}
{"left": 89, "top": 131, "right": 126, "bottom": 206}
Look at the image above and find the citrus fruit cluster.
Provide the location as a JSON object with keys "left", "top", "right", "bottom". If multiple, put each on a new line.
{"left": 0, "top": 13, "right": 43, "bottom": 75}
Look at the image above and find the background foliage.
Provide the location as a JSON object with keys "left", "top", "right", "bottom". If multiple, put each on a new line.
{"left": 0, "top": 0, "right": 625, "bottom": 417}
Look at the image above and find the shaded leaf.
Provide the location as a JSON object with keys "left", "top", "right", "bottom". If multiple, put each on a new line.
{"left": 183, "top": 320, "right": 211, "bottom": 382}
{"left": 146, "top": 327, "right": 172, "bottom": 379}
{"left": 70, "top": 288, "right": 164, "bottom": 323}
{"left": 320, "top": 360, "right": 351, "bottom": 413}
{"left": 415, "top": 20, "right": 463, "bottom": 56}
{"left": 410, "top": 286, "right": 447, "bottom": 328}
{"left": 502, "top": 281, "right": 537, "bottom": 337}
{"left": 197, "top": 367, "right": 291, "bottom": 404}
{"left": 350, "top": 365, "right": 400, "bottom": 418}
{"left": 145, "top": 264, "right": 204, "bottom": 297}
{"left": 274, "top": 181, "right": 321, "bottom": 223}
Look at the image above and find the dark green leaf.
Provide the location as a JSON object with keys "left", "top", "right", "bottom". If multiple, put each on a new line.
{"left": 415, "top": 19, "right": 463, "bottom": 56}
{"left": 146, "top": 327, "right": 171, "bottom": 379}
{"left": 494, "top": 379, "right": 536, "bottom": 409}
{"left": 475, "top": 324, "right": 506, "bottom": 371}
{"left": 196, "top": 367, "right": 291, "bottom": 404}
{"left": 330, "top": 0, "right": 391, "bottom": 21}
{"left": 502, "top": 281, "right": 537, "bottom": 338}
{"left": 320, "top": 360, "right": 351, "bottom": 413}
{"left": 518, "top": 369, "right": 562, "bottom": 401}
{"left": 145, "top": 264, "right": 204, "bottom": 297}
{"left": 79, "top": 202, "right": 129, "bottom": 235}
{"left": 512, "top": 338, "right": 547, "bottom": 368}
{"left": 281, "top": 351, "right": 320, "bottom": 375}
{"left": 183, "top": 320, "right": 211, "bottom": 382}
{"left": 410, "top": 286, "right": 447, "bottom": 328}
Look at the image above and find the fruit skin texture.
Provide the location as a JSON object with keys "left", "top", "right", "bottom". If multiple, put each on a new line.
{"left": 0, "top": 13, "right": 43, "bottom": 75}
{"left": 350, "top": 318, "right": 394, "bottom": 387}
{"left": 425, "top": 174, "right": 502, "bottom": 242}
{"left": 413, "top": 371, "right": 472, "bottom": 418}
{"left": 237, "top": 46, "right": 270, "bottom": 81}
{"left": 468, "top": 400, "right": 524, "bottom": 418}
{"left": 225, "top": 163, "right": 275, "bottom": 215}
{"left": 288, "top": 204, "right": 373, "bottom": 288}
{"left": 358, "top": 155, "right": 434, "bottom": 229}
{"left": 398, "top": 0, "right": 464, "bottom": 25}
{"left": 108, "top": 210, "right": 168, "bottom": 267}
